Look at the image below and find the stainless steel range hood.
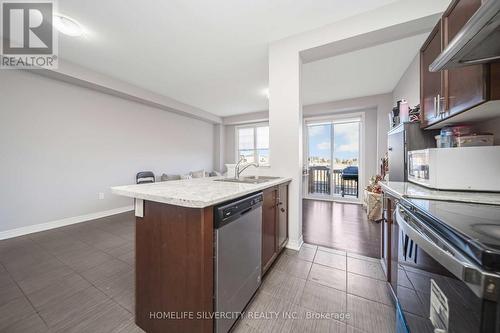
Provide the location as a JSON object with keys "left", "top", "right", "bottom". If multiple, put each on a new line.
{"left": 430, "top": 0, "right": 500, "bottom": 72}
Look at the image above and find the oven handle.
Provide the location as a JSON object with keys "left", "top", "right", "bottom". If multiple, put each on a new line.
{"left": 395, "top": 203, "right": 500, "bottom": 301}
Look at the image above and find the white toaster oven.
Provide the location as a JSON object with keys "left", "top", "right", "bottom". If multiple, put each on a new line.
{"left": 407, "top": 146, "right": 500, "bottom": 192}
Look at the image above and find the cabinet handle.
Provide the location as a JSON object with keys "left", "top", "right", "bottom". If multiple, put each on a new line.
{"left": 439, "top": 96, "right": 446, "bottom": 115}
{"left": 434, "top": 96, "right": 438, "bottom": 118}
{"left": 437, "top": 94, "right": 441, "bottom": 116}
{"left": 280, "top": 208, "right": 285, "bottom": 213}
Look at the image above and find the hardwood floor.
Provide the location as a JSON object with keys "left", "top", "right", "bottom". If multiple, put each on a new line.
{"left": 302, "top": 199, "right": 381, "bottom": 258}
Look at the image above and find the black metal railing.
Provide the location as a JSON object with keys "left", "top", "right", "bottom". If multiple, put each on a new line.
{"left": 308, "top": 166, "right": 358, "bottom": 197}
{"left": 308, "top": 166, "right": 331, "bottom": 194}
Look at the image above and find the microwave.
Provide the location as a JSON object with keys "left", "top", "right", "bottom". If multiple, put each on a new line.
{"left": 408, "top": 147, "right": 500, "bottom": 192}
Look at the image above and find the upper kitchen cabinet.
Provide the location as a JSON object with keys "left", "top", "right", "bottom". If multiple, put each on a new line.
{"left": 444, "top": 0, "right": 485, "bottom": 116}
{"left": 420, "top": 0, "right": 500, "bottom": 128}
{"left": 420, "top": 20, "right": 444, "bottom": 126}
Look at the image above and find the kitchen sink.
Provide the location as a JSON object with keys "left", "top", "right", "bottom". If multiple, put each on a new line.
{"left": 214, "top": 176, "right": 280, "bottom": 184}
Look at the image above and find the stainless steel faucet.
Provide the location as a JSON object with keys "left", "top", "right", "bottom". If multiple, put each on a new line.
{"left": 235, "top": 157, "right": 258, "bottom": 179}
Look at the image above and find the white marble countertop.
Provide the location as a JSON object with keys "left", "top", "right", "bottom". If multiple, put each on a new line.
{"left": 111, "top": 176, "right": 292, "bottom": 208}
{"left": 380, "top": 181, "right": 500, "bottom": 206}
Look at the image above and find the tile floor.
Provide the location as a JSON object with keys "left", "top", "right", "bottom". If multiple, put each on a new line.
{"left": 0, "top": 212, "right": 140, "bottom": 333}
{"left": 0, "top": 212, "right": 395, "bottom": 333}
{"left": 234, "top": 243, "right": 395, "bottom": 333}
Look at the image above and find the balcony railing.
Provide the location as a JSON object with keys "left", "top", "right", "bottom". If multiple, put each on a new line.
{"left": 308, "top": 166, "right": 331, "bottom": 194}
{"left": 308, "top": 166, "right": 358, "bottom": 197}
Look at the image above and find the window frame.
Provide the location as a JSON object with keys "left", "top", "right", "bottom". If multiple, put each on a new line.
{"left": 235, "top": 122, "right": 270, "bottom": 167}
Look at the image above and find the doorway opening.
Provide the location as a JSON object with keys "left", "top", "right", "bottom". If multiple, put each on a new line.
{"left": 303, "top": 115, "right": 362, "bottom": 202}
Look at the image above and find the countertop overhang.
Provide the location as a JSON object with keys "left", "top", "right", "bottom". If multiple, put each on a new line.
{"left": 380, "top": 181, "right": 500, "bottom": 206}
{"left": 111, "top": 176, "right": 292, "bottom": 208}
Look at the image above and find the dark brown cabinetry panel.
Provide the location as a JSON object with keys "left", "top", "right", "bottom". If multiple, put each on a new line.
{"left": 491, "top": 63, "right": 500, "bottom": 100}
{"left": 261, "top": 182, "right": 290, "bottom": 275}
{"left": 420, "top": 21, "right": 443, "bottom": 127}
{"left": 135, "top": 202, "right": 213, "bottom": 333}
{"left": 444, "top": 0, "right": 485, "bottom": 117}
{"left": 262, "top": 187, "right": 277, "bottom": 274}
{"left": 420, "top": 0, "right": 500, "bottom": 128}
{"left": 277, "top": 184, "right": 289, "bottom": 252}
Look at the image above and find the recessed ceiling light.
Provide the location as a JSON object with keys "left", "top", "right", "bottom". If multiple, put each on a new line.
{"left": 53, "top": 14, "right": 84, "bottom": 37}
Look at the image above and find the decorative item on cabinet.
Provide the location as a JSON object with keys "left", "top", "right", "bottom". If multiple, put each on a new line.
{"left": 380, "top": 152, "right": 389, "bottom": 180}
{"left": 363, "top": 175, "right": 383, "bottom": 222}
{"left": 390, "top": 106, "right": 400, "bottom": 128}
{"left": 408, "top": 105, "right": 421, "bottom": 122}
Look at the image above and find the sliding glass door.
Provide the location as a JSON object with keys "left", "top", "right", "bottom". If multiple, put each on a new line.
{"left": 304, "top": 118, "right": 360, "bottom": 200}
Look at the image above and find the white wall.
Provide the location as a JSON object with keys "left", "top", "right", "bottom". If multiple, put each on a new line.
{"left": 224, "top": 125, "right": 236, "bottom": 166}
{"left": 0, "top": 70, "right": 214, "bottom": 234}
{"left": 392, "top": 53, "right": 420, "bottom": 107}
{"left": 267, "top": 0, "right": 448, "bottom": 249}
{"left": 222, "top": 93, "right": 392, "bottom": 172}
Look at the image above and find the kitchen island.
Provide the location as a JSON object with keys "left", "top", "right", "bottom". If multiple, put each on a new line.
{"left": 111, "top": 176, "right": 291, "bottom": 333}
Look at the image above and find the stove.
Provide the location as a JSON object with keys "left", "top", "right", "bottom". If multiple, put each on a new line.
{"left": 404, "top": 198, "right": 500, "bottom": 271}
{"left": 391, "top": 198, "right": 500, "bottom": 333}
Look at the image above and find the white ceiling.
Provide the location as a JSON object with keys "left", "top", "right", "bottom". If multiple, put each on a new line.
{"left": 301, "top": 33, "right": 428, "bottom": 106}
{"left": 56, "top": 0, "right": 402, "bottom": 117}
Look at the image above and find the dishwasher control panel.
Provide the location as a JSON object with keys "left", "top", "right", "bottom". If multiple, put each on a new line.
{"left": 214, "top": 192, "right": 263, "bottom": 228}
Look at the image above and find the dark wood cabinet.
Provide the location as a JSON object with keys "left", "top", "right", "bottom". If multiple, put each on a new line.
{"left": 135, "top": 202, "right": 214, "bottom": 333}
{"left": 444, "top": 0, "right": 486, "bottom": 118}
{"left": 262, "top": 187, "right": 277, "bottom": 274}
{"left": 277, "top": 183, "right": 289, "bottom": 252}
{"left": 420, "top": 0, "right": 500, "bottom": 128}
{"left": 420, "top": 20, "right": 444, "bottom": 126}
{"left": 134, "top": 182, "right": 289, "bottom": 333}
{"left": 261, "top": 182, "right": 290, "bottom": 274}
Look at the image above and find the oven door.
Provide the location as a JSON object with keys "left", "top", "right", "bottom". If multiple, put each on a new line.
{"left": 393, "top": 204, "right": 495, "bottom": 333}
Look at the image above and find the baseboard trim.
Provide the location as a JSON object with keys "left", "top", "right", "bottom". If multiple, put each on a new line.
{"left": 286, "top": 235, "right": 304, "bottom": 251}
{"left": 0, "top": 206, "right": 134, "bottom": 240}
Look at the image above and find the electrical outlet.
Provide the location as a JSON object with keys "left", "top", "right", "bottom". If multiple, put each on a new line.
{"left": 98, "top": 192, "right": 105, "bottom": 200}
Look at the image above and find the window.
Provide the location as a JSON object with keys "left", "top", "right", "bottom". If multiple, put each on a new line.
{"left": 236, "top": 124, "right": 270, "bottom": 166}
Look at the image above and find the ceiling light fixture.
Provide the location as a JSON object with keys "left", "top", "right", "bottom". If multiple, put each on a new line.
{"left": 53, "top": 14, "right": 84, "bottom": 37}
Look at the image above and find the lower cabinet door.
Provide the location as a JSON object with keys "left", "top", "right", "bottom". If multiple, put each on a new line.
{"left": 277, "top": 184, "right": 288, "bottom": 251}
{"left": 262, "top": 187, "right": 277, "bottom": 274}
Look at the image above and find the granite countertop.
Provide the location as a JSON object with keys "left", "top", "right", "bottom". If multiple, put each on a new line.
{"left": 380, "top": 181, "right": 500, "bottom": 206}
{"left": 111, "top": 176, "right": 292, "bottom": 208}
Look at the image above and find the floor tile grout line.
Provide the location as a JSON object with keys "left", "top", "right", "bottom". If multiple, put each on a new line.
{"left": 1, "top": 216, "right": 137, "bottom": 331}
{"left": 292, "top": 244, "right": 394, "bottom": 311}
{"left": 258, "top": 285, "right": 349, "bottom": 328}
{"left": 29, "top": 224, "right": 134, "bottom": 269}
{"left": 22, "top": 228, "right": 136, "bottom": 324}
{"left": 0, "top": 261, "right": 51, "bottom": 331}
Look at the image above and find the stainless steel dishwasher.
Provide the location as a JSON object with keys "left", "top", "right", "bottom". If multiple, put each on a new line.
{"left": 214, "top": 192, "right": 263, "bottom": 333}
